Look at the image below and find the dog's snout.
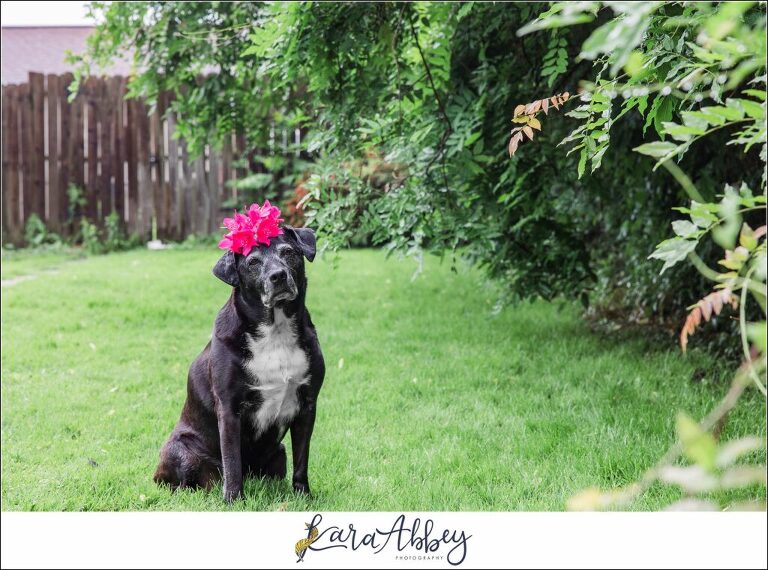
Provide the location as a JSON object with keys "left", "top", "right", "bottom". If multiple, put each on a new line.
{"left": 268, "top": 269, "right": 287, "bottom": 284}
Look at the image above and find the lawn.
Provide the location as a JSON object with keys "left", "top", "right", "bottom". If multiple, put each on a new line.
{"left": 1, "top": 247, "right": 765, "bottom": 511}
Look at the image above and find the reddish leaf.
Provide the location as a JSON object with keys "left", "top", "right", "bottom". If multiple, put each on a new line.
{"left": 513, "top": 104, "right": 526, "bottom": 118}
{"left": 542, "top": 98, "right": 549, "bottom": 114}
{"left": 522, "top": 125, "right": 534, "bottom": 140}
{"left": 681, "top": 289, "right": 738, "bottom": 351}
{"left": 754, "top": 225, "right": 767, "bottom": 239}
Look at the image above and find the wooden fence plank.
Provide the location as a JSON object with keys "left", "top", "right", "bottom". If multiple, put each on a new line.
{"left": 195, "top": 150, "right": 209, "bottom": 235}
{"left": 167, "top": 108, "right": 181, "bottom": 239}
{"left": 2, "top": 86, "right": 22, "bottom": 243}
{"left": 126, "top": 98, "right": 139, "bottom": 233}
{"left": 221, "top": 135, "right": 232, "bottom": 205}
{"left": 208, "top": 144, "right": 220, "bottom": 234}
{"left": 46, "top": 74, "right": 60, "bottom": 231}
{"left": 28, "top": 72, "right": 46, "bottom": 219}
{"left": 136, "top": 99, "right": 152, "bottom": 237}
{"left": 98, "top": 78, "right": 112, "bottom": 218}
{"left": 57, "top": 73, "right": 73, "bottom": 230}
{"left": 111, "top": 77, "right": 125, "bottom": 220}
{"left": 84, "top": 77, "right": 99, "bottom": 222}
{"left": 20, "top": 83, "right": 33, "bottom": 223}
{"left": 68, "top": 78, "right": 86, "bottom": 231}
{"left": 150, "top": 94, "right": 165, "bottom": 237}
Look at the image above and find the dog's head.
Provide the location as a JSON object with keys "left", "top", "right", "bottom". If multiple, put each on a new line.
{"left": 212, "top": 226, "right": 316, "bottom": 308}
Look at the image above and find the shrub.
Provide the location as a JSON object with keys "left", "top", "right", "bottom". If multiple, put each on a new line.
{"left": 23, "top": 214, "right": 64, "bottom": 249}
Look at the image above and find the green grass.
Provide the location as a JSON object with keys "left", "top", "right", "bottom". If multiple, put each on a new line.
{"left": 1, "top": 247, "right": 765, "bottom": 511}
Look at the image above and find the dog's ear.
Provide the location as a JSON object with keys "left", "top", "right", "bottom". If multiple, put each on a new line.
{"left": 284, "top": 226, "right": 316, "bottom": 262}
{"left": 213, "top": 251, "right": 239, "bottom": 286}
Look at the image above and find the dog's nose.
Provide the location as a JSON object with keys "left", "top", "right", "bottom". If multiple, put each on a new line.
{"left": 268, "top": 269, "right": 287, "bottom": 284}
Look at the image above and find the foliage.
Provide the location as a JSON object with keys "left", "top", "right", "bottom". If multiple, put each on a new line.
{"left": 224, "top": 157, "right": 312, "bottom": 209}
{"left": 284, "top": 180, "right": 309, "bottom": 227}
{"left": 76, "top": 2, "right": 766, "bottom": 338}
{"left": 80, "top": 213, "right": 141, "bottom": 255}
{"left": 66, "top": 183, "right": 87, "bottom": 234}
{"left": 518, "top": 1, "right": 766, "bottom": 182}
{"left": 508, "top": 92, "right": 570, "bottom": 156}
{"left": 513, "top": 1, "right": 767, "bottom": 511}
{"left": 16, "top": 181, "right": 141, "bottom": 254}
{"left": 23, "top": 214, "right": 64, "bottom": 249}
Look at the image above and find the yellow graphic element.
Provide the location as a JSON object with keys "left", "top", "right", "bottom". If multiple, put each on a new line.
{"left": 295, "top": 522, "right": 319, "bottom": 562}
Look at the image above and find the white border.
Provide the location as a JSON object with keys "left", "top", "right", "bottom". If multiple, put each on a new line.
{"left": 1, "top": 512, "right": 767, "bottom": 569}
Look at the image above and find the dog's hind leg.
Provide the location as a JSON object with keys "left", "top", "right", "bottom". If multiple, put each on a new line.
{"left": 261, "top": 443, "right": 287, "bottom": 479}
{"left": 243, "top": 443, "right": 287, "bottom": 480}
{"left": 154, "top": 436, "right": 221, "bottom": 490}
{"left": 153, "top": 439, "right": 185, "bottom": 490}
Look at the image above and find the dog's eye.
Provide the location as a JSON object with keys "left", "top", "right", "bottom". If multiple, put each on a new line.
{"left": 280, "top": 248, "right": 296, "bottom": 259}
{"left": 247, "top": 257, "right": 261, "bottom": 267}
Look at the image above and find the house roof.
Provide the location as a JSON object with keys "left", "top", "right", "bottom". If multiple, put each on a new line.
{"left": 1, "top": 26, "right": 133, "bottom": 85}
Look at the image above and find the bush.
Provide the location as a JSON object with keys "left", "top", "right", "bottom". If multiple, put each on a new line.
{"left": 76, "top": 1, "right": 765, "bottom": 345}
{"left": 23, "top": 214, "right": 64, "bottom": 248}
{"left": 80, "top": 213, "right": 140, "bottom": 255}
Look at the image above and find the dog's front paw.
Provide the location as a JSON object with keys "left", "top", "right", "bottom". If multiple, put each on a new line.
{"left": 292, "top": 481, "right": 311, "bottom": 495}
{"left": 223, "top": 485, "right": 243, "bottom": 502}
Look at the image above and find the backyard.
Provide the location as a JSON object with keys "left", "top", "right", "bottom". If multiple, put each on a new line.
{"left": 1, "top": 247, "right": 763, "bottom": 511}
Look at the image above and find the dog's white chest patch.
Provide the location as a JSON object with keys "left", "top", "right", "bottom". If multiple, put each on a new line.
{"left": 244, "top": 309, "right": 309, "bottom": 437}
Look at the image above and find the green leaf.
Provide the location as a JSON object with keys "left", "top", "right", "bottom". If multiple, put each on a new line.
{"left": 662, "top": 122, "right": 706, "bottom": 142}
{"left": 648, "top": 238, "right": 697, "bottom": 273}
{"left": 456, "top": 1, "right": 475, "bottom": 21}
{"left": 634, "top": 141, "right": 677, "bottom": 158}
{"left": 643, "top": 95, "right": 669, "bottom": 136}
{"left": 517, "top": 5, "right": 597, "bottom": 36}
{"left": 577, "top": 148, "right": 587, "bottom": 179}
{"left": 705, "top": 1, "right": 755, "bottom": 41}
{"left": 742, "top": 89, "right": 767, "bottom": 101}
{"left": 565, "top": 110, "right": 592, "bottom": 119}
{"left": 624, "top": 50, "right": 645, "bottom": 77}
{"left": 683, "top": 201, "right": 720, "bottom": 228}
{"left": 654, "top": 96, "right": 675, "bottom": 138}
{"left": 676, "top": 412, "right": 717, "bottom": 472}
{"left": 580, "top": 20, "right": 617, "bottom": 60}
{"left": 701, "top": 105, "right": 744, "bottom": 122}
{"left": 730, "top": 98, "right": 765, "bottom": 119}
{"left": 464, "top": 131, "right": 482, "bottom": 148}
{"left": 712, "top": 187, "right": 742, "bottom": 249}
{"left": 672, "top": 220, "right": 700, "bottom": 238}
{"left": 688, "top": 110, "right": 726, "bottom": 126}
{"left": 740, "top": 223, "right": 758, "bottom": 250}
{"left": 746, "top": 322, "right": 767, "bottom": 353}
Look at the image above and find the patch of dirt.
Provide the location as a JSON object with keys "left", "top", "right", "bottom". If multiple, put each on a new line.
{"left": 1, "top": 274, "right": 38, "bottom": 287}
{"left": 1, "top": 268, "right": 60, "bottom": 287}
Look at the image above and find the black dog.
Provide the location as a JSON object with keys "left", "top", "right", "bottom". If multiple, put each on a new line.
{"left": 153, "top": 227, "right": 325, "bottom": 501}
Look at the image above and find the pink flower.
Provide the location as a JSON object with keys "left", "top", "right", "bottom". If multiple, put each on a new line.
{"left": 218, "top": 201, "right": 284, "bottom": 255}
{"left": 247, "top": 200, "right": 284, "bottom": 246}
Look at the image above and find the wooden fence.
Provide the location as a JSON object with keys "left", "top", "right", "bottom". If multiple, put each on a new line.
{"left": 2, "top": 72, "right": 298, "bottom": 245}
